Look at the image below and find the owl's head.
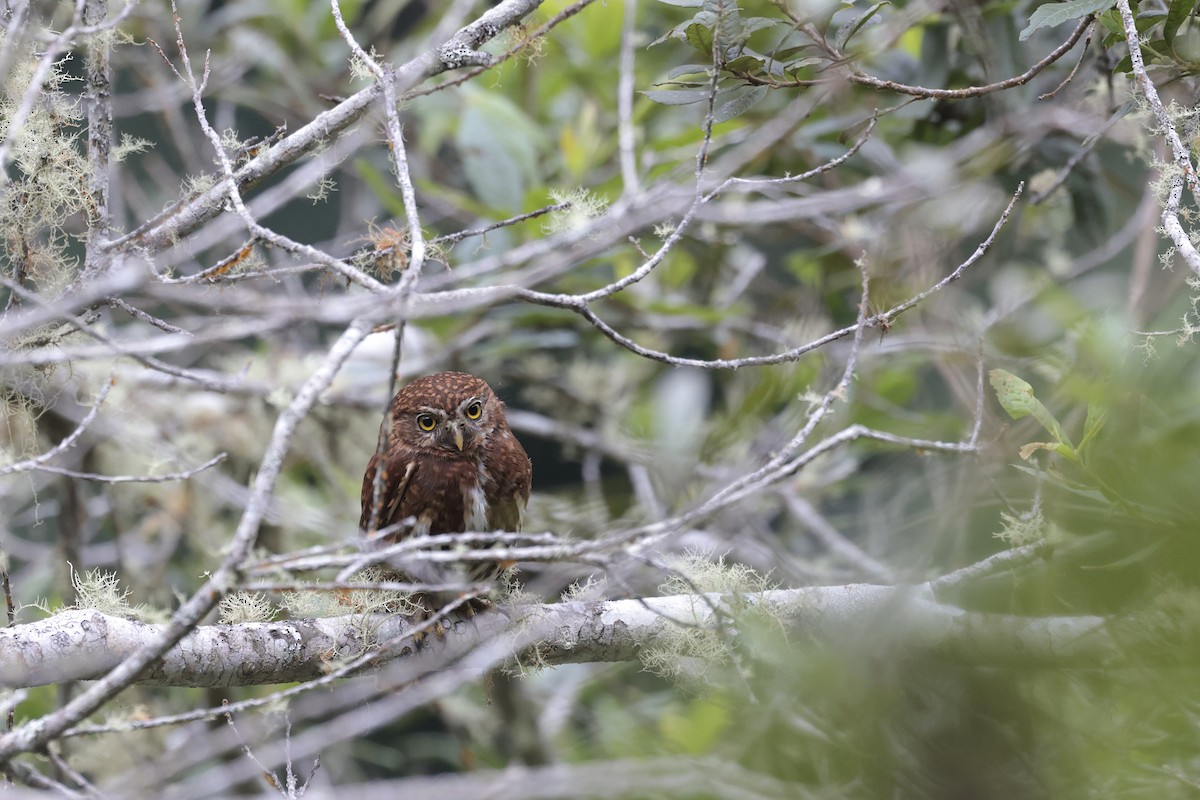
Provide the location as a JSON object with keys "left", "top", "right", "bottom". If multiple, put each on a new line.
{"left": 386, "top": 371, "right": 506, "bottom": 455}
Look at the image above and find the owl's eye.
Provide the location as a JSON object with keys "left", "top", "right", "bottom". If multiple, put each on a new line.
{"left": 415, "top": 413, "right": 437, "bottom": 432}
{"left": 465, "top": 401, "right": 483, "bottom": 420}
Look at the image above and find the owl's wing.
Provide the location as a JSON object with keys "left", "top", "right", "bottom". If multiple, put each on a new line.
{"left": 486, "top": 433, "right": 533, "bottom": 532}
{"left": 359, "top": 452, "right": 416, "bottom": 534}
{"left": 488, "top": 492, "right": 526, "bottom": 532}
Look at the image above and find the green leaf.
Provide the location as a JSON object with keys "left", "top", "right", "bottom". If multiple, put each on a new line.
{"left": 989, "top": 369, "right": 1077, "bottom": 455}
{"left": 835, "top": 1, "right": 890, "bottom": 52}
{"left": 666, "top": 63, "right": 713, "bottom": 79}
{"left": 455, "top": 87, "right": 544, "bottom": 213}
{"left": 685, "top": 21, "right": 715, "bottom": 54}
{"left": 714, "top": 85, "right": 767, "bottom": 122}
{"left": 1018, "top": 441, "right": 1077, "bottom": 461}
{"left": 1136, "top": 11, "right": 1171, "bottom": 32}
{"left": 1082, "top": 538, "right": 1168, "bottom": 570}
{"left": 771, "top": 44, "right": 821, "bottom": 61}
{"left": 1077, "top": 399, "right": 1109, "bottom": 456}
{"left": 990, "top": 369, "right": 1040, "bottom": 419}
{"left": 1172, "top": 30, "right": 1200, "bottom": 61}
{"left": 1010, "top": 465, "right": 1110, "bottom": 502}
{"left": 1165, "top": 0, "right": 1198, "bottom": 47}
{"left": 650, "top": 19, "right": 694, "bottom": 47}
{"left": 785, "top": 59, "right": 821, "bottom": 81}
{"left": 1096, "top": 8, "right": 1124, "bottom": 35}
{"left": 707, "top": 0, "right": 744, "bottom": 51}
{"left": 739, "top": 17, "right": 780, "bottom": 37}
{"left": 1019, "top": 0, "right": 1115, "bottom": 41}
{"left": 642, "top": 89, "right": 712, "bottom": 105}
{"left": 724, "top": 54, "right": 764, "bottom": 72}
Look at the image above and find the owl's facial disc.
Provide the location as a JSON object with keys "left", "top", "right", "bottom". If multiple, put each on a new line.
{"left": 405, "top": 393, "right": 492, "bottom": 454}
{"left": 427, "top": 417, "right": 473, "bottom": 453}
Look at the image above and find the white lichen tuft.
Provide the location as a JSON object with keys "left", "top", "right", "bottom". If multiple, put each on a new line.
{"left": 0, "top": 33, "right": 91, "bottom": 295}
{"left": 112, "top": 134, "right": 152, "bottom": 163}
{"left": 279, "top": 566, "right": 419, "bottom": 619}
{"left": 69, "top": 566, "right": 164, "bottom": 623}
{"left": 495, "top": 566, "right": 536, "bottom": 606}
{"left": 659, "top": 549, "right": 775, "bottom": 596}
{"left": 542, "top": 188, "right": 609, "bottom": 236}
{"left": 348, "top": 46, "right": 384, "bottom": 82}
{"left": 995, "top": 507, "right": 1061, "bottom": 547}
{"left": 218, "top": 592, "right": 276, "bottom": 624}
{"left": 640, "top": 550, "right": 779, "bottom": 686}
{"left": 560, "top": 574, "right": 604, "bottom": 603}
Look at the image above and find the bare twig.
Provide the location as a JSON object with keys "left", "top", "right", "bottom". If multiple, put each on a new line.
{"left": 929, "top": 542, "right": 1048, "bottom": 595}
{"left": 517, "top": 180, "right": 1021, "bottom": 370}
{"left": 429, "top": 201, "right": 571, "bottom": 247}
{"left": 123, "top": 0, "right": 553, "bottom": 255}
{"left": 1115, "top": 0, "right": 1200, "bottom": 276}
{"left": 81, "top": 0, "right": 114, "bottom": 279}
{"left": 738, "top": 17, "right": 1091, "bottom": 101}
{"left": 27, "top": 452, "right": 227, "bottom": 484}
{"left": 1038, "top": 21, "right": 1094, "bottom": 100}
{"left": 0, "top": 376, "right": 114, "bottom": 477}
{"left": 846, "top": 17, "right": 1092, "bottom": 98}
{"left": 784, "top": 494, "right": 895, "bottom": 582}
{"left": 106, "top": 297, "right": 191, "bottom": 335}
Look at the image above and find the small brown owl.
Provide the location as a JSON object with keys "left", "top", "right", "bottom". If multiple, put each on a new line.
{"left": 360, "top": 371, "right": 532, "bottom": 595}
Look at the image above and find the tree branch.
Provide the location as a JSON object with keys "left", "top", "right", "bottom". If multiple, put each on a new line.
{"left": 0, "top": 586, "right": 1114, "bottom": 690}
{"left": 121, "top": 0, "right": 549, "bottom": 256}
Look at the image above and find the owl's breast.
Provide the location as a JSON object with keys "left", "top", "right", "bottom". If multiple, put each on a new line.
{"left": 403, "top": 455, "right": 491, "bottom": 535}
{"left": 463, "top": 462, "right": 493, "bottom": 532}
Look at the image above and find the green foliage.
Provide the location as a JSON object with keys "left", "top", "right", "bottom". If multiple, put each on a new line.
{"left": 971, "top": 321, "right": 1200, "bottom": 619}
{"left": 456, "top": 86, "right": 547, "bottom": 213}
{"left": 1094, "top": 0, "right": 1200, "bottom": 72}
{"left": 553, "top": 610, "right": 1200, "bottom": 798}
{"left": 1165, "top": 0, "right": 1200, "bottom": 48}
{"left": 1020, "top": 0, "right": 1114, "bottom": 41}
{"left": 990, "top": 368, "right": 1078, "bottom": 460}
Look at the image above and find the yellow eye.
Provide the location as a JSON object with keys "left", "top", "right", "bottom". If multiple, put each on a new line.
{"left": 416, "top": 413, "right": 437, "bottom": 432}
{"left": 465, "top": 401, "right": 483, "bottom": 420}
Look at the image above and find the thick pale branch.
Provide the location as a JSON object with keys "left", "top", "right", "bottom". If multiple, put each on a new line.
{"left": 0, "top": 319, "right": 373, "bottom": 764}
{"left": 300, "top": 757, "right": 802, "bottom": 800}
{"left": 1, "top": 587, "right": 1112, "bottom": 689}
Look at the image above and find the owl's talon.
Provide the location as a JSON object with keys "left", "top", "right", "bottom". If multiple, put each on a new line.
{"left": 462, "top": 596, "right": 492, "bottom": 617}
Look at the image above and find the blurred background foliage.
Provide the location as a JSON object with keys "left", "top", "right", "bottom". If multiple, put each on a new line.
{"left": 4, "top": 0, "right": 1200, "bottom": 795}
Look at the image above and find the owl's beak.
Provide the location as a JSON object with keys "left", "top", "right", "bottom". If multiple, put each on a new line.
{"left": 453, "top": 428, "right": 465, "bottom": 451}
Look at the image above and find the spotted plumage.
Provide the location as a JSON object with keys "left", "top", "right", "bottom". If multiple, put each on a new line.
{"left": 360, "top": 372, "right": 532, "bottom": 589}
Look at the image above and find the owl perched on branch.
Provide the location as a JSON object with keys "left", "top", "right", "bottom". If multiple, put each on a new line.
{"left": 360, "top": 371, "right": 532, "bottom": 597}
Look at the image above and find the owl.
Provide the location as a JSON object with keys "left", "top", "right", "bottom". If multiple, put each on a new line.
{"left": 360, "top": 371, "right": 532, "bottom": 593}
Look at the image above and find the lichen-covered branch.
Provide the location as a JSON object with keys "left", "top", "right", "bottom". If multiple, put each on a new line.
{"left": 0, "top": 586, "right": 1113, "bottom": 690}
